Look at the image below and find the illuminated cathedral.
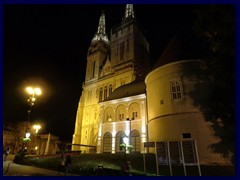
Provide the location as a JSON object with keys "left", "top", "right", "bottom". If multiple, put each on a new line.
{"left": 72, "top": 4, "right": 231, "bottom": 165}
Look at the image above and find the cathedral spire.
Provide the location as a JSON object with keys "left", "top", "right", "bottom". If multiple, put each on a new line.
{"left": 124, "top": 4, "right": 134, "bottom": 20}
{"left": 92, "top": 11, "right": 109, "bottom": 44}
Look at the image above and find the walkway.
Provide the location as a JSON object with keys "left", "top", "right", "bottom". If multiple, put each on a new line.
{"left": 3, "top": 156, "right": 79, "bottom": 176}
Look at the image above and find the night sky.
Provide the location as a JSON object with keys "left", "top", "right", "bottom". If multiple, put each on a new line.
{"left": 4, "top": 4, "right": 200, "bottom": 142}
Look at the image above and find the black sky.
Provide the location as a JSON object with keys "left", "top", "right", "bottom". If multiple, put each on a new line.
{"left": 4, "top": 4, "right": 200, "bottom": 142}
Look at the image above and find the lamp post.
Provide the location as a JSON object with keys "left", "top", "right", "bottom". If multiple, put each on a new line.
{"left": 127, "top": 117, "right": 134, "bottom": 153}
{"left": 33, "top": 124, "right": 41, "bottom": 155}
{"left": 23, "top": 87, "right": 42, "bottom": 152}
{"left": 26, "top": 87, "right": 42, "bottom": 123}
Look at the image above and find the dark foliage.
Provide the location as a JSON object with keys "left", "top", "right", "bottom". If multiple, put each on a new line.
{"left": 190, "top": 5, "right": 235, "bottom": 164}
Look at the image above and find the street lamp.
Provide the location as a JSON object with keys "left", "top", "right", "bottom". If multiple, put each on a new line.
{"left": 33, "top": 124, "right": 41, "bottom": 133}
{"left": 25, "top": 132, "right": 30, "bottom": 138}
{"left": 127, "top": 117, "right": 135, "bottom": 153}
{"left": 26, "top": 87, "right": 42, "bottom": 123}
{"left": 23, "top": 86, "right": 42, "bottom": 152}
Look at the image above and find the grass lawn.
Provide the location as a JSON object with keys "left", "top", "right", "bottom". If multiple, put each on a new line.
{"left": 24, "top": 153, "right": 235, "bottom": 176}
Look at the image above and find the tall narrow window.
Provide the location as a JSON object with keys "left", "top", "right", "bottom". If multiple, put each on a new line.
{"left": 116, "top": 44, "right": 118, "bottom": 56}
{"left": 170, "top": 80, "right": 183, "bottom": 100}
{"left": 109, "top": 84, "right": 112, "bottom": 96}
{"left": 132, "top": 112, "right": 137, "bottom": 119}
{"left": 104, "top": 86, "right": 108, "bottom": 100}
{"left": 120, "top": 41, "right": 125, "bottom": 61}
{"left": 99, "top": 88, "right": 103, "bottom": 102}
{"left": 119, "top": 113, "right": 124, "bottom": 121}
{"left": 107, "top": 114, "right": 112, "bottom": 122}
{"left": 92, "top": 61, "right": 95, "bottom": 78}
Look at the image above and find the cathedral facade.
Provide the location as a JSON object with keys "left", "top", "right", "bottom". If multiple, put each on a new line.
{"left": 72, "top": 5, "right": 149, "bottom": 154}
{"left": 72, "top": 5, "right": 231, "bottom": 165}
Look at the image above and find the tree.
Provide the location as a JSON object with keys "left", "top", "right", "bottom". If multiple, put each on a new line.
{"left": 191, "top": 5, "right": 235, "bottom": 164}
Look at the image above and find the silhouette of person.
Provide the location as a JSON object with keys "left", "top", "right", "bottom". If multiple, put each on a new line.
{"left": 64, "top": 154, "right": 72, "bottom": 175}
{"left": 124, "top": 161, "right": 132, "bottom": 176}
{"left": 4, "top": 147, "right": 10, "bottom": 161}
{"left": 58, "top": 154, "right": 66, "bottom": 175}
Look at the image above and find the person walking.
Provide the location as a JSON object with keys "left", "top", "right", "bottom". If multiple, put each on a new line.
{"left": 58, "top": 154, "right": 66, "bottom": 175}
{"left": 64, "top": 154, "right": 72, "bottom": 175}
{"left": 4, "top": 147, "right": 10, "bottom": 161}
{"left": 124, "top": 161, "right": 132, "bottom": 176}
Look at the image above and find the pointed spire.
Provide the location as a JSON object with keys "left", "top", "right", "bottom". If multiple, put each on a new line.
{"left": 92, "top": 11, "right": 109, "bottom": 44}
{"left": 124, "top": 4, "right": 134, "bottom": 20}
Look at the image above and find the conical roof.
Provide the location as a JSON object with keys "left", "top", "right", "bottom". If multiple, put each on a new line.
{"left": 153, "top": 30, "right": 204, "bottom": 69}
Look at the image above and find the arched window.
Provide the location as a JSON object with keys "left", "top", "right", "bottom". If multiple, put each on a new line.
{"left": 116, "top": 105, "right": 126, "bottom": 121}
{"left": 170, "top": 80, "right": 183, "bottom": 100}
{"left": 130, "top": 130, "right": 140, "bottom": 153}
{"left": 129, "top": 102, "right": 141, "bottom": 119}
{"left": 104, "top": 107, "right": 114, "bottom": 123}
{"left": 104, "top": 86, "right": 108, "bottom": 100}
{"left": 103, "top": 132, "right": 112, "bottom": 153}
{"left": 115, "top": 131, "right": 127, "bottom": 153}
{"left": 99, "top": 88, "right": 103, "bottom": 102}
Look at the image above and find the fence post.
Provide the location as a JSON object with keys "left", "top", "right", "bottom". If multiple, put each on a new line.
{"left": 154, "top": 142, "right": 159, "bottom": 175}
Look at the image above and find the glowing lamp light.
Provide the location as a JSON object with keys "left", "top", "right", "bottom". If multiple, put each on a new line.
{"left": 25, "top": 132, "right": 31, "bottom": 138}
{"left": 26, "top": 87, "right": 42, "bottom": 95}
{"left": 35, "top": 88, "right": 41, "bottom": 95}
{"left": 33, "top": 124, "right": 41, "bottom": 133}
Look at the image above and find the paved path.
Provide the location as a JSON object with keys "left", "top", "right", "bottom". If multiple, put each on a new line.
{"left": 3, "top": 160, "right": 78, "bottom": 176}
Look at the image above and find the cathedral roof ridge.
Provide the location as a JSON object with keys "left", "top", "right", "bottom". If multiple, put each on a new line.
{"left": 103, "top": 80, "right": 146, "bottom": 102}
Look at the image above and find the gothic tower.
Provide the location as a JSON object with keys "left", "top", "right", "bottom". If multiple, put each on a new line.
{"left": 110, "top": 4, "right": 150, "bottom": 77}
{"left": 72, "top": 5, "right": 150, "bottom": 152}
{"left": 85, "top": 11, "right": 110, "bottom": 82}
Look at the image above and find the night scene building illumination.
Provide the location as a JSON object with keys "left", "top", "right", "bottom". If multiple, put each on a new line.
{"left": 91, "top": 11, "right": 109, "bottom": 44}
{"left": 72, "top": 4, "right": 232, "bottom": 165}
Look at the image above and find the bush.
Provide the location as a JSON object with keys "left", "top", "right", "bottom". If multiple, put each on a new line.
{"left": 13, "top": 151, "right": 26, "bottom": 164}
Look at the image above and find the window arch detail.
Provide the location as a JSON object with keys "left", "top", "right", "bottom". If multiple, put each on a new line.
{"left": 104, "top": 106, "right": 114, "bottom": 123}
{"left": 116, "top": 105, "right": 126, "bottom": 121}
{"left": 129, "top": 102, "right": 141, "bottom": 120}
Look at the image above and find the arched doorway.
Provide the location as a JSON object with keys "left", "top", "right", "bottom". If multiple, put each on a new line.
{"left": 115, "top": 131, "right": 127, "bottom": 153}
{"left": 103, "top": 132, "right": 112, "bottom": 153}
{"left": 131, "top": 130, "right": 140, "bottom": 153}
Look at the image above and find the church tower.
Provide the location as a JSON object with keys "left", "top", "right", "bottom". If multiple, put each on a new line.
{"left": 85, "top": 11, "right": 110, "bottom": 82}
{"left": 110, "top": 4, "right": 150, "bottom": 77}
{"left": 72, "top": 12, "right": 110, "bottom": 152}
{"left": 72, "top": 5, "right": 150, "bottom": 153}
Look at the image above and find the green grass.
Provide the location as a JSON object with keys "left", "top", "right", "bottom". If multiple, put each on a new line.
{"left": 24, "top": 153, "right": 235, "bottom": 176}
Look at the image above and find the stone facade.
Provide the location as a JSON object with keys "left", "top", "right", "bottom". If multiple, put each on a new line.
{"left": 72, "top": 5, "right": 231, "bottom": 165}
